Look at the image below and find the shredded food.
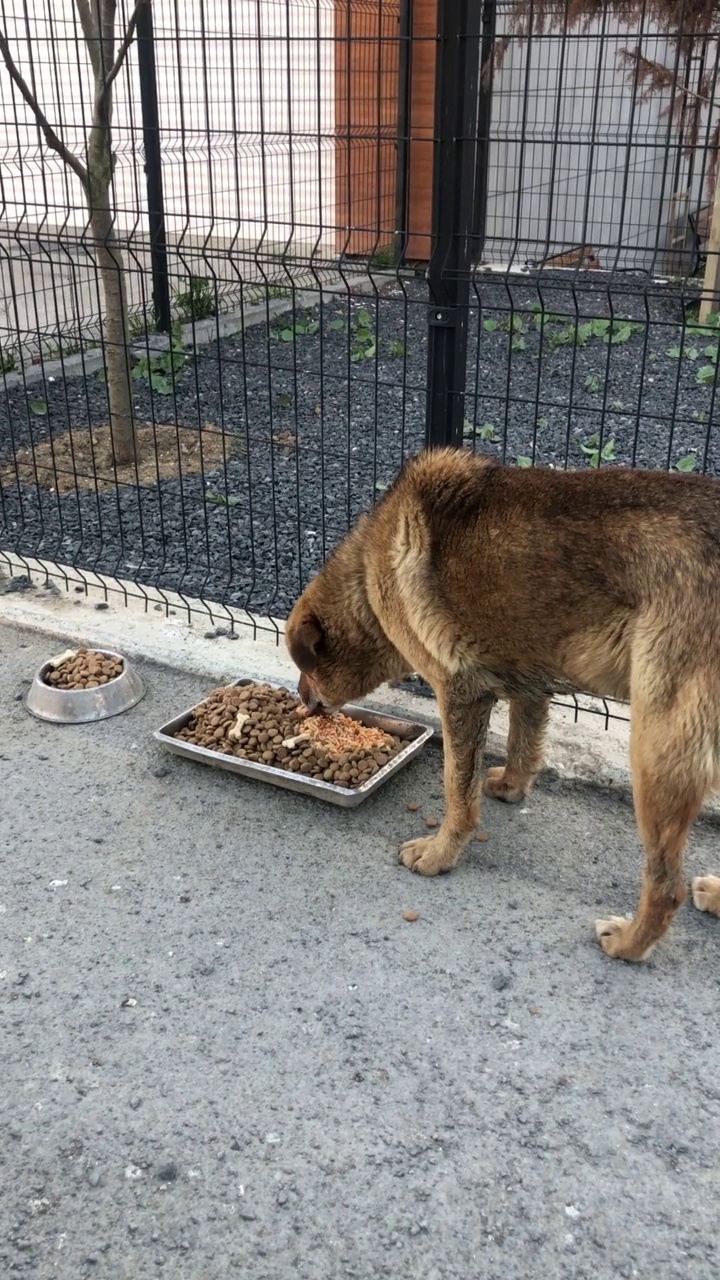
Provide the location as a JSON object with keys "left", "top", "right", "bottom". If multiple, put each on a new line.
{"left": 303, "top": 712, "right": 392, "bottom": 754}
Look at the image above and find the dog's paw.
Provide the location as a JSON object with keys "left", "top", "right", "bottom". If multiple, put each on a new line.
{"left": 399, "top": 835, "right": 458, "bottom": 877}
{"left": 594, "top": 915, "right": 655, "bottom": 962}
{"left": 692, "top": 875, "right": 720, "bottom": 916}
{"left": 483, "top": 766, "right": 528, "bottom": 804}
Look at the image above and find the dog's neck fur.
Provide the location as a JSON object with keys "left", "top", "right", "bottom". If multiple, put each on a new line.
{"left": 323, "top": 515, "right": 408, "bottom": 682}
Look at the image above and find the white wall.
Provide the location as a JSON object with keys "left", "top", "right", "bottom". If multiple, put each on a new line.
{"left": 0, "top": 0, "right": 335, "bottom": 354}
{"left": 484, "top": 6, "right": 718, "bottom": 271}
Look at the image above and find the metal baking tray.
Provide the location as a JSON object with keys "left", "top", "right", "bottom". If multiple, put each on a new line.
{"left": 154, "top": 678, "right": 434, "bottom": 808}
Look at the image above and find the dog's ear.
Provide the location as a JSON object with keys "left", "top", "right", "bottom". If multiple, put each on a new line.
{"left": 288, "top": 613, "right": 325, "bottom": 671}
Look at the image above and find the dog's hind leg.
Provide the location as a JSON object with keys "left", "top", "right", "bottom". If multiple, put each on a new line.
{"left": 692, "top": 875, "right": 720, "bottom": 915}
{"left": 484, "top": 695, "right": 550, "bottom": 803}
{"left": 595, "top": 690, "right": 712, "bottom": 960}
{"left": 400, "top": 688, "right": 496, "bottom": 877}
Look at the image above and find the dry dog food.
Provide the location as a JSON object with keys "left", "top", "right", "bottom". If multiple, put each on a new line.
{"left": 43, "top": 648, "right": 124, "bottom": 689}
{"left": 172, "top": 682, "right": 404, "bottom": 789}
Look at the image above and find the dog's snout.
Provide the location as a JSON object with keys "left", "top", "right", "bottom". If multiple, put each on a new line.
{"left": 297, "top": 672, "right": 322, "bottom": 713}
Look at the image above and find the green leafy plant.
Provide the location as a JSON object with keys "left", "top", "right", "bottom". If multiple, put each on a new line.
{"left": 276, "top": 392, "right": 293, "bottom": 409}
{"left": 369, "top": 244, "right": 395, "bottom": 269}
{"left": 478, "top": 423, "right": 499, "bottom": 441}
{"left": 584, "top": 374, "right": 601, "bottom": 393}
{"left": 675, "top": 453, "right": 698, "bottom": 472}
{"left": 1, "top": 348, "right": 16, "bottom": 373}
{"left": 273, "top": 317, "right": 320, "bottom": 343}
{"left": 515, "top": 455, "right": 533, "bottom": 468}
{"left": 175, "top": 276, "right": 216, "bottom": 323}
{"left": 686, "top": 309, "right": 720, "bottom": 334}
{"left": 482, "top": 317, "right": 499, "bottom": 333}
{"left": 580, "top": 433, "right": 616, "bottom": 467}
{"left": 551, "top": 317, "right": 642, "bottom": 349}
{"left": 667, "top": 342, "right": 700, "bottom": 360}
{"left": 132, "top": 322, "right": 186, "bottom": 396}
{"left": 327, "top": 318, "right": 345, "bottom": 332}
{"left": 206, "top": 491, "right": 242, "bottom": 507}
{"left": 29, "top": 398, "right": 48, "bottom": 416}
{"left": 350, "top": 309, "right": 376, "bottom": 362}
{"left": 388, "top": 339, "right": 405, "bottom": 358}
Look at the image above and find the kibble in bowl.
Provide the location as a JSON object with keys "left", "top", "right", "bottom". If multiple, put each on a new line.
{"left": 157, "top": 679, "right": 433, "bottom": 804}
{"left": 42, "top": 647, "right": 124, "bottom": 690}
{"left": 24, "top": 646, "right": 145, "bottom": 724}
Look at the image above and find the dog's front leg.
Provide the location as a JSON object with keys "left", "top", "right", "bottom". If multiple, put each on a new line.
{"left": 400, "top": 687, "right": 496, "bottom": 877}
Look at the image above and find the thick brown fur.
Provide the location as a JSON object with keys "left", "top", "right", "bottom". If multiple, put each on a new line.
{"left": 286, "top": 449, "right": 720, "bottom": 961}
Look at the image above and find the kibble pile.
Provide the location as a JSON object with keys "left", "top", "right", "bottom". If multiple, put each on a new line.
{"left": 43, "top": 648, "right": 124, "bottom": 689}
{"left": 173, "top": 682, "right": 404, "bottom": 788}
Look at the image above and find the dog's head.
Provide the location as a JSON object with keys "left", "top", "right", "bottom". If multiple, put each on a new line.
{"left": 285, "top": 544, "right": 408, "bottom": 712}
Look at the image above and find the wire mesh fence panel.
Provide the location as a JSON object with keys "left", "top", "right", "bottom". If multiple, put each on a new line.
{"left": 0, "top": 0, "right": 718, "bottom": 715}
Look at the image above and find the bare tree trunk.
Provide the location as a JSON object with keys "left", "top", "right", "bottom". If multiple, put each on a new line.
{"left": 0, "top": 0, "right": 147, "bottom": 468}
{"left": 89, "top": 206, "right": 135, "bottom": 465}
{"left": 84, "top": 0, "right": 137, "bottom": 466}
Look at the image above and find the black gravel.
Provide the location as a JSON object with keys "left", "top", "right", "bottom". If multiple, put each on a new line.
{"left": 1, "top": 271, "right": 717, "bottom": 618}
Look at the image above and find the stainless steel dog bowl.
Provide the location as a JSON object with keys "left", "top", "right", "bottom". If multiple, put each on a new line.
{"left": 23, "top": 648, "right": 145, "bottom": 724}
{"left": 155, "top": 677, "right": 433, "bottom": 807}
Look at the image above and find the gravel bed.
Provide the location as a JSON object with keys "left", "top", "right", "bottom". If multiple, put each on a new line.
{"left": 1, "top": 271, "right": 717, "bottom": 618}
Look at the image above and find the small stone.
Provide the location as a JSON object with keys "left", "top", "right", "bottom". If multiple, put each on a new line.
{"left": 403, "top": 911, "right": 420, "bottom": 923}
{"left": 475, "top": 831, "right": 490, "bottom": 842}
{"left": 227, "top": 632, "right": 239, "bottom": 641}
{"left": 86, "top": 1166, "right": 101, "bottom": 1188}
{"left": 95, "top": 602, "right": 109, "bottom": 611}
{"left": 129, "top": 1096, "right": 142, "bottom": 1111}
{"left": 152, "top": 767, "right": 169, "bottom": 779}
{"left": 203, "top": 630, "right": 218, "bottom": 640}
{"left": 238, "top": 1205, "right": 257, "bottom": 1221}
{"left": 157, "top": 1161, "right": 178, "bottom": 1182}
{"left": 277, "top": 1190, "right": 289, "bottom": 1206}
{"left": 2, "top": 574, "right": 32, "bottom": 594}
{"left": 492, "top": 973, "right": 510, "bottom": 991}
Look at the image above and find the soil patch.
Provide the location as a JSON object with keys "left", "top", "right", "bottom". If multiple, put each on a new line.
{"left": 3, "top": 422, "right": 232, "bottom": 493}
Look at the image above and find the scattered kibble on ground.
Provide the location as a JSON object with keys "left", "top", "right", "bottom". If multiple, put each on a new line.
{"left": 403, "top": 911, "right": 420, "bottom": 923}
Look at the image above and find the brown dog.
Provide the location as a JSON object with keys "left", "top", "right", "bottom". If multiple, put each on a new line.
{"left": 285, "top": 449, "right": 720, "bottom": 961}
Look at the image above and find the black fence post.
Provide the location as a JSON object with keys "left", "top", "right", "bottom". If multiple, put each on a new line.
{"left": 472, "top": 0, "right": 496, "bottom": 259}
{"left": 136, "top": 0, "right": 172, "bottom": 334}
{"left": 425, "top": 0, "right": 482, "bottom": 449}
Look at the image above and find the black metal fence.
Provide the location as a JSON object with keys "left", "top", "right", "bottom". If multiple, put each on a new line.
{"left": 1, "top": 0, "right": 719, "bottom": 686}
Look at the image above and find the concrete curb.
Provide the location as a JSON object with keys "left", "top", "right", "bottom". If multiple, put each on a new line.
{"left": 4, "top": 270, "right": 396, "bottom": 389}
{"left": 5, "top": 551, "right": 720, "bottom": 822}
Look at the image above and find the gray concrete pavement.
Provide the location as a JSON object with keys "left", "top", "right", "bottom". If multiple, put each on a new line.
{"left": 1, "top": 623, "right": 719, "bottom": 1280}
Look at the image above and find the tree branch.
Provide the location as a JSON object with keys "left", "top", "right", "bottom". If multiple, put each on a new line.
{"left": 74, "top": 0, "right": 102, "bottom": 81}
{"left": 103, "top": 0, "right": 148, "bottom": 96}
{"left": 0, "top": 29, "right": 88, "bottom": 187}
